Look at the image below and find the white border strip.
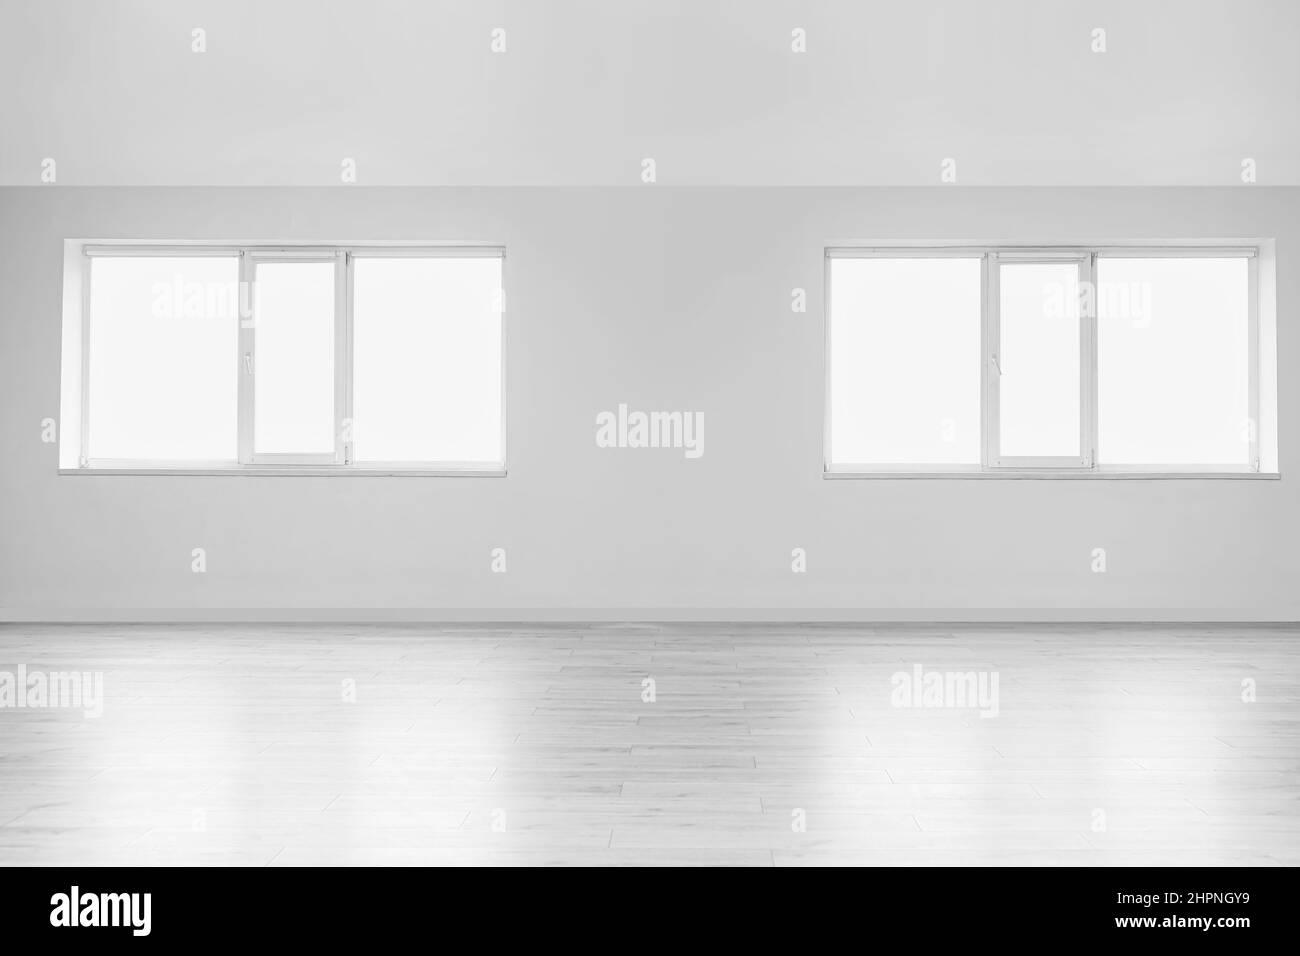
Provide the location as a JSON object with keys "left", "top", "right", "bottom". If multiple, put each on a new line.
{"left": 2, "top": 607, "right": 1297, "bottom": 624}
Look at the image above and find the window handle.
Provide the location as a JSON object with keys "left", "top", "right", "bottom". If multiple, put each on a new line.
{"left": 243, "top": 353, "right": 253, "bottom": 375}
{"left": 991, "top": 353, "right": 1002, "bottom": 376}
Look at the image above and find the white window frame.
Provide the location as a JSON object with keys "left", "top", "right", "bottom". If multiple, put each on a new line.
{"left": 986, "top": 250, "right": 1094, "bottom": 471}
{"left": 825, "top": 244, "right": 1269, "bottom": 479}
{"left": 65, "top": 242, "right": 506, "bottom": 477}
{"left": 243, "top": 248, "right": 347, "bottom": 467}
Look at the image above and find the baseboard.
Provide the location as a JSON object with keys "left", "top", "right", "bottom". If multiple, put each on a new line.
{"left": 1, "top": 607, "right": 1297, "bottom": 624}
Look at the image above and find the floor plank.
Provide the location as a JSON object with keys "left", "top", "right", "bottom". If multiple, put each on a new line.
{"left": 0, "top": 622, "right": 1296, "bottom": 866}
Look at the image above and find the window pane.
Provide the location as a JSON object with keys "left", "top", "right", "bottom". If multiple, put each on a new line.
{"left": 1097, "top": 257, "right": 1249, "bottom": 465}
{"left": 998, "top": 262, "right": 1080, "bottom": 458}
{"left": 88, "top": 256, "right": 239, "bottom": 461}
{"left": 828, "top": 258, "right": 982, "bottom": 465}
{"left": 352, "top": 257, "right": 503, "bottom": 463}
{"left": 253, "top": 261, "right": 336, "bottom": 455}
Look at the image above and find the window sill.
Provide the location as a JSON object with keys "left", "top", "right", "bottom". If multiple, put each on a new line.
{"left": 825, "top": 469, "right": 1278, "bottom": 480}
{"left": 59, "top": 467, "right": 507, "bottom": 478}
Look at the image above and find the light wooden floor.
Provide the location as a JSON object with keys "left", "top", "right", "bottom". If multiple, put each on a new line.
{"left": 1, "top": 623, "right": 1297, "bottom": 866}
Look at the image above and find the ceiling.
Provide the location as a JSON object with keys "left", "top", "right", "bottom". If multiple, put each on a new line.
{"left": 2, "top": 0, "right": 1297, "bottom": 185}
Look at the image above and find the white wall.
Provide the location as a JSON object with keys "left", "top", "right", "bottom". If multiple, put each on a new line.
{"left": 5, "top": 0, "right": 1298, "bottom": 186}
{"left": 0, "top": 186, "right": 1295, "bottom": 620}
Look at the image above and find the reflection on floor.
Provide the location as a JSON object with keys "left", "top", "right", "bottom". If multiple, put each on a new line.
{"left": 0, "top": 623, "right": 1296, "bottom": 866}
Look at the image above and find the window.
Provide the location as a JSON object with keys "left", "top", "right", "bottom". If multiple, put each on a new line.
{"left": 352, "top": 256, "right": 502, "bottom": 465}
{"left": 86, "top": 254, "right": 240, "bottom": 463}
{"left": 1096, "top": 257, "right": 1249, "bottom": 466}
{"left": 826, "top": 246, "right": 1273, "bottom": 477}
{"left": 250, "top": 259, "right": 339, "bottom": 459}
{"left": 828, "top": 255, "right": 981, "bottom": 467}
{"left": 992, "top": 258, "right": 1085, "bottom": 464}
{"left": 64, "top": 244, "right": 505, "bottom": 474}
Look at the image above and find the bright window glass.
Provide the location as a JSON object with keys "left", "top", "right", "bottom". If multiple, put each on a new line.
{"left": 829, "top": 257, "right": 981, "bottom": 465}
{"left": 352, "top": 256, "right": 503, "bottom": 463}
{"left": 998, "top": 262, "right": 1081, "bottom": 458}
{"left": 252, "top": 261, "right": 336, "bottom": 455}
{"left": 1097, "top": 257, "right": 1249, "bottom": 465}
{"left": 88, "top": 256, "right": 239, "bottom": 460}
